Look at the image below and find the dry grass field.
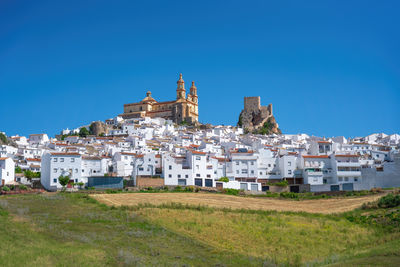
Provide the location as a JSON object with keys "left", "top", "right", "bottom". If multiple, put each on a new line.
{"left": 92, "top": 192, "right": 384, "bottom": 214}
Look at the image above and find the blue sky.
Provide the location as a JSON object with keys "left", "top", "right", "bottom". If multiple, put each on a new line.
{"left": 0, "top": 0, "right": 399, "bottom": 138}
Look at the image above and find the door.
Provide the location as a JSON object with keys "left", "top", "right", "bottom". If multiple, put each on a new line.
{"left": 251, "top": 184, "right": 258, "bottom": 191}
{"left": 262, "top": 185, "right": 269, "bottom": 192}
{"left": 290, "top": 185, "right": 300, "bottom": 193}
{"left": 240, "top": 183, "right": 247, "bottom": 190}
{"left": 195, "top": 178, "right": 203, "bottom": 187}
{"left": 178, "top": 179, "right": 186, "bottom": 186}
{"left": 330, "top": 185, "right": 340, "bottom": 191}
{"left": 205, "top": 179, "right": 213, "bottom": 187}
{"left": 216, "top": 182, "right": 223, "bottom": 190}
{"left": 342, "top": 183, "right": 354, "bottom": 191}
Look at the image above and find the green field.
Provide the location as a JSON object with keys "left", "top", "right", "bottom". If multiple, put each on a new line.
{"left": 0, "top": 193, "right": 398, "bottom": 266}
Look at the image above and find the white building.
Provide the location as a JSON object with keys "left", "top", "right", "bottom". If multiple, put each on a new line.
{"left": 41, "top": 152, "right": 82, "bottom": 191}
{"left": 0, "top": 157, "right": 15, "bottom": 185}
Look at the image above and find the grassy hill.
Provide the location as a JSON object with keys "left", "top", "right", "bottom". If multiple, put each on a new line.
{"left": 0, "top": 192, "right": 398, "bottom": 266}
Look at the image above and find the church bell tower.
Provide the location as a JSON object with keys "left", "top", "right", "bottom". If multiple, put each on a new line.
{"left": 176, "top": 73, "right": 186, "bottom": 100}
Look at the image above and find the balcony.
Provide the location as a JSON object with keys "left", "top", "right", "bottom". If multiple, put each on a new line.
{"left": 337, "top": 162, "right": 361, "bottom": 167}
{"left": 304, "top": 169, "right": 322, "bottom": 176}
{"left": 337, "top": 171, "right": 361, "bottom": 177}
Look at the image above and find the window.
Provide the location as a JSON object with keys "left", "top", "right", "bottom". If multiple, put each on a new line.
{"left": 178, "top": 174, "right": 181, "bottom": 178}
{"left": 75, "top": 179, "right": 78, "bottom": 183}
{"left": 125, "top": 156, "right": 128, "bottom": 160}
{"left": 207, "top": 174, "right": 211, "bottom": 178}
{"left": 196, "top": 165, "right": 199, "bottom": 170}
{"left": 169, "top": 165, "right": 172, "bottom": 170}
{"left": 196, "top": 156, "right": 201, "bottom": 160}
{"left": 251, "top": 161, "right": 254, "bottom": 165}
{"left": 288, "top": 162, "right": 291, "bottom": 166}
{"left": 268, "top": 164, "right": 271, "bottom": 167}
{"left": 54, "top": 158, "right": 58, "bottom": 162}
{"left": 60, "top": 158, "right": 64, "bottom": 162}
{"left": 185, "top": 175, "right": 188, "bottom": 178}
{"left": 155, "top": 161, "right": 158, "bottom": 164}
{"left": 236, "top": 170, "right": 239, "bottom": 174}
{"left": 53, "top": 168, "right": 57, "bottom": 173}
{"left": 168, "top": 174, "right": 172, "bottom": 178}
{"left": 313, "top": 178, "right": 318, "bottom": 182}
{"left": 354, "top": 178, "right": 358, "bottom": 182}
{"left": 53, "top": 179, "right": 57, "bottom": 183}
{"left": 241, "top": 161, "right": 246, "bottom": 164}
{"left": 196, "top": 174, "right": 200, "bottom": 177}
{"left": 236, "top": 162, "right": 239, "bottom": 165}
{"left": 75, "top": 169, "right": 78, "bottom": 173}
{"left": 250, "top": 170, "right": 254, "bottom": 174}
{"left": 138, "top": 168, "right": 144, "bottom": 171}
{"left": 241, "top": 169, "right": 248, "bottom": 174}
{"left": 339, "top": 177, "right": 343, "bottom": 181}
{"left": 149, "top": 158, "right": 151, "bottom": 161}
{"left": 288, "top": 170, "right": 292, "bottom": 175}
{"left": 345, "top": 177, "right": 349, "bottom": 182}
{"left": 71, "top": 158, "right": 75, "bottom": 162}
{"left": 260, "top": 172, "right": 262, "bottom": 175}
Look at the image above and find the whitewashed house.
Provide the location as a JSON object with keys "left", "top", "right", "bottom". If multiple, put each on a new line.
{"left": 41, "top": 152, "right": 82, "bottom": 191}
{"left": 0, "top": 157, "right": 15, "bottom": 185}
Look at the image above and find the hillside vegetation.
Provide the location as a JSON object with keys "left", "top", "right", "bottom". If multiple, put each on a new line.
{"left": 0, "top": 193, "right": 398, "bottom": 266}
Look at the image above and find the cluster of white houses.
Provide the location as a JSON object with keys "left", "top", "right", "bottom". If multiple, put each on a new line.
{"left": 1, "top": 117, "right": 399, "bottom": 192}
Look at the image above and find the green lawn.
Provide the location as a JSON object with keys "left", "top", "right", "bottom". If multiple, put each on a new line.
{"left": 0, "top": 193, "right": 398, "bottom": 266}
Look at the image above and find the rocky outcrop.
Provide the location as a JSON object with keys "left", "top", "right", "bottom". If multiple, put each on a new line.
{"left": 238, "top": 96, "right": 281, "bottom": 135}
{"left": 89, "top": 121, "right": 109, "bottom": 136}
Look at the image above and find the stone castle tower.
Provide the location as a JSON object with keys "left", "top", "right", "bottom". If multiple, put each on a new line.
{"left": 121, "top": 74, "right": 199, "bottom": 124}
{"left": 238, "top": 96, "right": 280, "bottom": 134}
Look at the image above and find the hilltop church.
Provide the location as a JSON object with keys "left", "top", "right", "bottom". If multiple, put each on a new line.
{"left": 121, "top": 74, "right": 199, "bottom": 124}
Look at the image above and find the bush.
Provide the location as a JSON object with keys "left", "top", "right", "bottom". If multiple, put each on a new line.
{"left": 184, "top": 186, "right": 195, "bottom": 192}
{"left": 377, "top": 193, "right": 400, "bottom": 208}
{"left": 218, "top": 177, "right": 229, "bottom": 183}
{"left": 2, "top": 186, "right": 10, "bottom": 191}
{"left": 9, "top": 185, "right": 15, "bottom": 190}
{"left": 280, "top": 192, "right": 298, "bottom": 199}
{"left": 19, "top": 185, "right": 28, "bottom": 190}
{"left": 175, "top": 185, "right": 182, "bottom": 191}
{"left": 223, "top": 188, "right": 240, "bottom": 196}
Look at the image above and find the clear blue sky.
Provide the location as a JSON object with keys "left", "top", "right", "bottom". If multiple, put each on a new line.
{"left": 1, "top": 0, "right": 399, "bottom": 138}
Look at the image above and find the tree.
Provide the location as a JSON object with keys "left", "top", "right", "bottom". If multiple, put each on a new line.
{"left": 77, "top": 182, "right": 84, "bottom": 189}
{"left": 79, "top": 127, "right": 90, "bottom": 137}
{"left": 58, "top": 175, "right": 70, "bottom": 191}
{"left": 15, "top": 166, "right": 22, "bottom": 173}
{"left": 218, "top": 177, "right": 229, "bottom": 182}
{"left": 0, "top": 133, "right": 7, "bottom": 144}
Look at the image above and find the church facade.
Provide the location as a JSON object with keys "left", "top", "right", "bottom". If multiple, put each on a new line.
{"left": 121, "top": 74, "right": 199, "bottom": 124}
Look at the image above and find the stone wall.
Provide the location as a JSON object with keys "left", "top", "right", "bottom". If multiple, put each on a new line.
{"left": 244, "top": 97, "right": 261, "bottom": 113}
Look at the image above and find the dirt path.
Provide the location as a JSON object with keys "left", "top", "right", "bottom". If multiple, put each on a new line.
{"left": 92, "top": 192, "right": 385, "bottom": 214}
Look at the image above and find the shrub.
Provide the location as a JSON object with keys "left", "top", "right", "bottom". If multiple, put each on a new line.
{"left": 223, "top": 188, "right": 240, "bottom": 196}
{"left": 9, "top": 185, "right": 15, "bottom": 190}
{"left": 175, "top": 185, "right": 182, "bottom": 191}
{"left": 267, "top": 180, "right": 289, "bottom": 187}
{"left": 2, "top": 186, "right": 10, "bottom": 191}
{"left": 184, "top": 186, "right": 195, "bottom": 192}
{"left": 105, "top": 189, "right": 118, "bottom": 194}
{"left": 19, "top": 185, "right": 28, "bottom": 190}
{"left": 15, "top": 166, "right": 22, "bottom": 173}
{"left": 280, "top": 192, "right": 298, "bottom": 199}
{"left": 218, "top": 177, "right": 229, "bottom": 183}
{"left": 377, "top": 193, "right": 400, "bottom": 208}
